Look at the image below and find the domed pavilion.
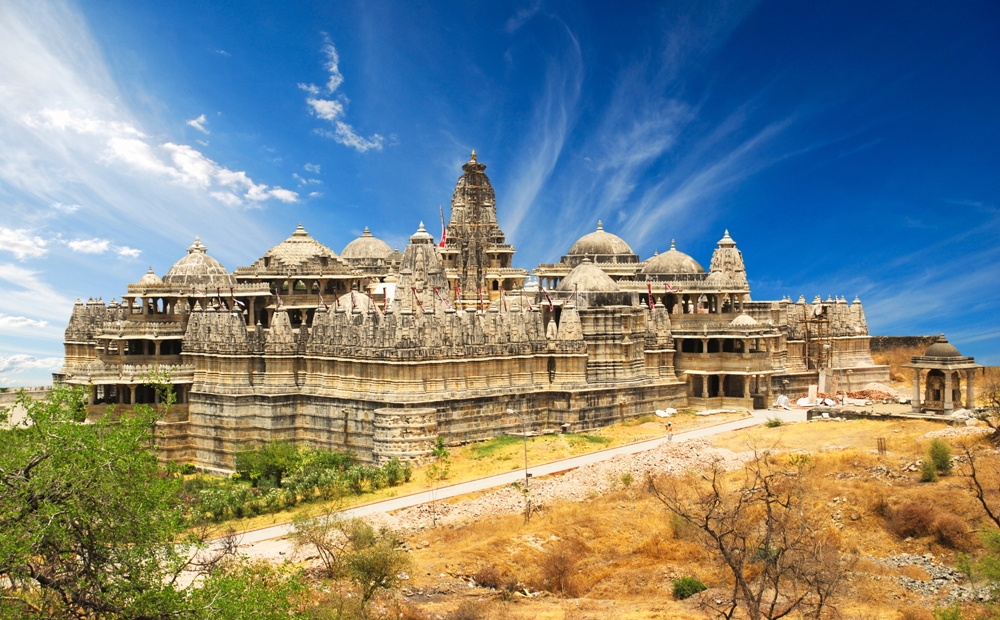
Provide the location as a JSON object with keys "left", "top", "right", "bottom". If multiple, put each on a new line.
{"left": 904, "top": 335, "right": 982, "bottom": 414}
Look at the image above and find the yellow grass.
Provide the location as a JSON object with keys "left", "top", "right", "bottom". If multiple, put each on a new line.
{"left": 394, "top": 419, "right": 1000, "bottom": 620}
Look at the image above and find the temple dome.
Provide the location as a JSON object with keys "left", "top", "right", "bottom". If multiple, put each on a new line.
{"left": 568, "top": 221, "right": 634, "bottom": 257}
{"left": 731, "top": 314, "right": 758, "bottom": 327}
{"left": 925, "top": 334, "right": 961, "bottom": 358}
{"left": 335, "top": 291, "right": 376, "bottom": 313}
{"left": 640, "top": 240, "right": 705, "bottom": 275}
{"left": 557, "top": 258, "right": 619, "bottom": 292}
{"left": 137, "top": 267, "right": 162, "bottom": 286}
{"left": 164, "top": 237, "right": 236, "bottom": 289}
{"left": 261, "top": 224, "right": 338, "bottom": 268}
{"left": 342, "top": 227, "right": 392, "bottom": 260}
{"left": 409, "top": 222, "right": 434, "bottom": 244}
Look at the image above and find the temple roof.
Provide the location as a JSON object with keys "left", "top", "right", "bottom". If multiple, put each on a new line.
{"left": 342, "top": 227, "right": 392, "bottom": 260}
{"left": 567, "top": 221, "right": 634, "bottom": 257}
{"left": 557, "top": 258, "right": 620, "bottom": 292}
{"left": 640, "top": 240, "right": 705, "bottom": 275}
{"left": 163, "top": 237, "right": 236, "bottom": 289}
{"left": 924, "top": 334, "right": 961, "bottom": 358}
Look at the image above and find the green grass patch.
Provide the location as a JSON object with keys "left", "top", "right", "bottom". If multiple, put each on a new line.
{"left": 568, "top": 434, "right": 612, "bottom": 446}
{"left": 470, "top": 434, "right": 525, "bottom": 459}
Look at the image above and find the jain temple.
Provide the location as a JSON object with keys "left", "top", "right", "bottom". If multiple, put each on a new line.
{"left": 57, "top": 152, "right": 892, "bottom": 471}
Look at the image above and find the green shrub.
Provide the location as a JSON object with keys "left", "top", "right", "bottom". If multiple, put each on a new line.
{"left": 234, "top": 441, "right": 301, "bottom": 488}
{"left": 764, "top": 417, "right": 784, "bottom": 428}
{"left": 671, "top": 575, "right": 707, "bottom": 600}
{"left": 928, "top": 438, "right": 953, "bottom": 475}
{"left": 920, "top": 459, "right": 939, "bottom": 483}
{"left": 402, "top": 461, "right": 413, "bottom": 483}
{"left": 383, "top": 457, "right": 404, "bottom": 487}
{"left": 180, "top": 463, "right": 197, "bottom": 475}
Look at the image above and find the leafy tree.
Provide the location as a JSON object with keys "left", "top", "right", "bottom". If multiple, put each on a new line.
{"left": 928, "top": 438, "right": 953, "bottom": 475}
{"left": 234, "top": 440, "right": 302, "bottom": 488}
{"left": 0, "top": 384, "right": 303, "bottom": 619}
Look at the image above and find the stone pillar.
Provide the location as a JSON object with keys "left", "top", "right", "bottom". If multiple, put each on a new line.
{"left": 248, "top": 296, "right": 256, "bottom": 324}
{"left": 89, "top": 385, "right": 96, "bottom": 405}
{"left": 944, "top": 372, "right": 953, "bottom": 413}
{"left": 719, "top": 374, "right": 727, "bottom": 398}
{"left": 701, "top": 375, "right": 708, "bottom": 399}
{"left": 967, "top": 370, "right": 975, "bottom": 409}
{"left": 912, "top": 369, "right": 922, "bottom": 413}
{"left": 701, "top": 338, "right": 709, "bottom": 355}
{"left": 154, "top": 341, "right": 161, "bottom": 356}
{"left": 765, "top": 375, "right": 772, "bottom": 402}
{"left": 743, "top": 375, "right": 750, "bottom": 399}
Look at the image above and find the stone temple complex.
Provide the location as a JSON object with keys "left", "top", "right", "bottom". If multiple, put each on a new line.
{"left": 58, "top": 152, "right": 890, "bottom": 471}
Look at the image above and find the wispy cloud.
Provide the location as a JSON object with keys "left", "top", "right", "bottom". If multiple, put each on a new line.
{"left": 0, "top": 314, "right": 48, "bottom": 331}
{"left": 186, "top": 113, "right": 209, "bottom": 134}
{"left": 116, "top": 246, "right": 141, "bottom": 258}
{"left": 0, "top": 227, "right": 48, "bottom": 259}
{"left": 0, "top": 2, "right": 289, "bottom": 262}
{"left": 505, "top": 0, "right": 543, "bottom": 33}
{"left": 300, "top": 38, "right": 384, "bottom": 152}
{"left": 0, "top": 262, "right": 73, "bottom": 324}
{"left": 215, "top": 49, "right": 231, "bottom": 57}
{"left": 501, "top": 22, "right": 583, "bottom": 239}
{"left": 66, "top": 238, "right": 109, "bottom": 254}
{"left": 304, "top": 163, "right": 321, "bottom": 173}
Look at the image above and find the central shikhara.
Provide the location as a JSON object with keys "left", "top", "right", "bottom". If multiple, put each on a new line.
{"left": 58, "top": 152, "right": 888, "bottom": 471}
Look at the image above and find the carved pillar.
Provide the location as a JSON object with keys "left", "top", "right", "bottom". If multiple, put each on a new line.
{"left": 912, "top": 369, "right": 922, "bottom": 413}
{"left": 967, "top": 370, "right": 975, "bottom": 410}
{"left": 743, "top": 375, "right": 750, "bottom": 399}
{"left": 154, "top": 341, "right": 161, "bottom": 356}
{"left": 701, "top": 338, "right": 708, "bottom": 355}
{"left": 943, "top": 371, "right": 953, "bottom": 413}
{"left": 719, "top": 374, "right": 727, "bottom": 398}
{"left": 701, "top": 375, "right": 708, "bottom": 399}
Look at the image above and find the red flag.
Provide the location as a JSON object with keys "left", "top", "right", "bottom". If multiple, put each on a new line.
{"left": 647, "top": 284, "right": 655, "bottom": 310}
{"left": 541, "top": 286, "right": 554, "bottom": 312}
{"left": 318, "top": 292, "right": 328, "bottom": 311}
{"left": 665, "top": 282, "right": 677, "bottom": 293}
{"left": 439, "top": 205, "right": 447, "bottom": 248}
{"left": 433, "top": 287, "right": 452, "bottom": 310}
{"left": 412, "top": 287, "right": 425, "bottom": 313}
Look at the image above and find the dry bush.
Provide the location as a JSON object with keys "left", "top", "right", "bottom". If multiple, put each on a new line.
{"left": 398, "top": 604, "right": 432, "bottom": 620}
{"left": 900, "top": 564, "right": 931, "bottom": 581}
{"left": 534, "top": 539, "right": 585, "bottom": 597}
{"left": 888, "top": 502, "right": 938, "bottom": 538}
{"left": 447, "top": 599, "right": 491, "bottom": 620}
{"left": 897, "top": 607, "right": 933, "bottom": 620}
{"left": 868, "top": 491, "right": 893, "bottom": 520}
{"left": 933, "top": 513, "right": 971, "bottom": 549}
{"left": 473, "top": 565, "right": 519, "bottom": 593}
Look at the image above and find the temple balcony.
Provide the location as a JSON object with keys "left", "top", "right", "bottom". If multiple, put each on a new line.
{"left": 674, "top": 351, "right": 776, "bottom": 374}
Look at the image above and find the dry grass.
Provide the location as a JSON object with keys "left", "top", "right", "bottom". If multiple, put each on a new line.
{"left": 872, "top": 345, "right": 926, "bottom": 384}
{"left": 396, "top": 420, "right": 1000, "bottom": 619}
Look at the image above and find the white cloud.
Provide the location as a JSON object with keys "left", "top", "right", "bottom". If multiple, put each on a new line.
{"left": 66, "top": 238, "right": 109, "bottom": 253}
{"left": 301, "top": 40, "right": 384, "bottom": 152}
{"left": 0, "top": 354, "right": 62, "bottom": 376}
{"left": 51, "top": 202, "right": 79, "bottom": 213}
{"left": 0, "top": 314, "right": 48, "bottom": 330}
{"left": 0, "top": 227, "right": 48, "bottom": 259}
{"left": 306, "top": 98, "right": 344, "bottom": 121}
{"left": 304, "top": 163, "right": 320, "bottom": 173}
{"left": 210, "top": 191, "right": 242, "bottom": 207}
{"left": 195, "top": 139, "right": 209, "bottom": 146}
{"left": 215, "top": 49, "right": 231, "bottom": 57}
{"left": 268, "top": 187, "right": 299, "bottom": 203}
{"left": 0, "top": 0, "right": 296, "bottom": 268}
{"left": 116, "top": 246, "right": 140, "bottom": 258}
{"left": 186, "top": 113, "right": 209, "bottom": 134}
{"left": 319, "top": 43, "right": 344, "bottom": 94}
{"left": 308, "top": 191, "right": 322, "bottom": 198}
{"left": 292, "top": 172, "right": 322, "bottom": 185}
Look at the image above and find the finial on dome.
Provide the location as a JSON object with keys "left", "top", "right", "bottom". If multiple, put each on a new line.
{"left": 418, "top": 221, "right": 425, "bottom": 231}
{"left": 596, "top": 220, "right": 603, "bottom": 231}
{"left": 293, "top": 223, "right": 307, "bottom": 236}
{"left": 188, "top": 236, "right": 207, "bottom": 254}
{"left": 362, "top": 226, "right": 372, "bottom": 236}
{"left": 147, "top": 266, "right": 154, "bottom": 273}
{"left": 470, "top": 149, "right": 477, "bottom": 162}
{"left": 670, "top": 239, "right": 676, "bottom": 250}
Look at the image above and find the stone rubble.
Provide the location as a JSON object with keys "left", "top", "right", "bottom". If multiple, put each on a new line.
{"left": 372, "top": 440, "right": 752, "bottom": 533}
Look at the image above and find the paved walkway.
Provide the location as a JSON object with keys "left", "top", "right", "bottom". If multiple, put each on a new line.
{"left": 232, "top": 410, "right": 778, "bottom": 546}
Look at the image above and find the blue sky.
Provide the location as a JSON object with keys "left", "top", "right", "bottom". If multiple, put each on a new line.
{"left": 1, "top": 0, "right": 998, "bottom": 385}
